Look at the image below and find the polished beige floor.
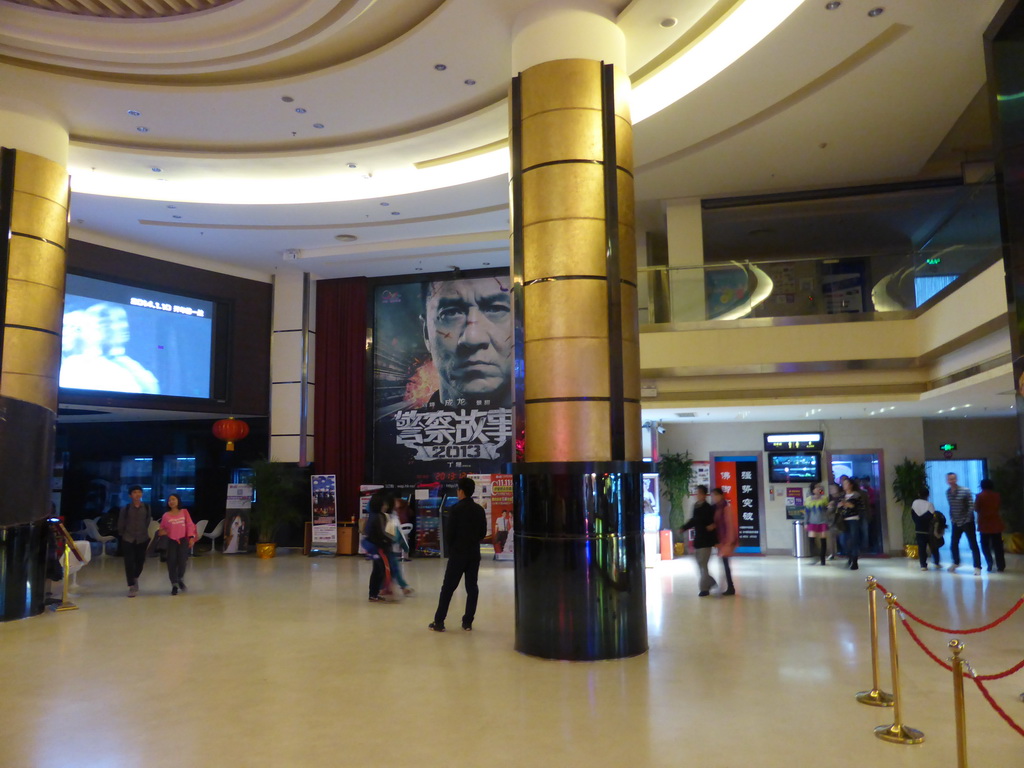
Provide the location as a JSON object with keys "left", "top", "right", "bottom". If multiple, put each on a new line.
{"left": 2, "top": 549, "right": 1022, "bottom": 768}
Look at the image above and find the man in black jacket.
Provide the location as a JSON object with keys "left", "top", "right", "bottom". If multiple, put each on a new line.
{"left": 429, "top": 477, "right": 487, "bottom": 632}
{"left": 681, "top": 485, "right": 719, "bottom": 597}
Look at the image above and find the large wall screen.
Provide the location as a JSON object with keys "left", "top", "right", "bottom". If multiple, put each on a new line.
{"left": 61, "top": 274, "right": 215, "bottom": 399}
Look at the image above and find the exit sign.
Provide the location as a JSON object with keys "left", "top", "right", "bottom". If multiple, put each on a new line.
{"left": 939, "top": 443, "right": 957, "bottom": 452}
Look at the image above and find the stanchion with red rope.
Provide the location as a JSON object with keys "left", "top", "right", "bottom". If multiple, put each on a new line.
{"left": 874, "top": 592, "right": 925, "bottom": 745}
{"left": 874, "top": 585, "right": 1024, "bottom": 745}
{"left": 856, "top": 576, "right": 894, "bottom": 707}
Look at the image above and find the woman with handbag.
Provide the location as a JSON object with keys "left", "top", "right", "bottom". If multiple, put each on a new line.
{"left": 362, "top": 491, "right": 393, "bottom": 603}
{"left": 157, "top": 494, "right": 196, "bottom": 595}
{"left": 838, "top": 477, "right": 866, "bottom": 570}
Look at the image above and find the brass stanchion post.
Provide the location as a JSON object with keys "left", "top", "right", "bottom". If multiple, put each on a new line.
{"left": 857, "top": 576, "right": 894, "bottom": 707}
{"left": 54, "top": 542, "right": 78, "bottom": 613}
{"left": 949, "top": 640, "right": 968, "bottom": 768}
{"left": 874, "top": 592, "right": 924, "bottom": 744}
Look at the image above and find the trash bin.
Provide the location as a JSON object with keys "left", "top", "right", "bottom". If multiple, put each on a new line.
{"left": 792, "top": 520, "right": 810, "bottom": 557}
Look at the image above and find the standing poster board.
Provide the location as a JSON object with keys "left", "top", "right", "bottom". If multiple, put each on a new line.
{"left": 490, "top": 474, "right": 514, "bottom": 561}
{"left": 311, "top": 474, "right": 338, "bottom": 548}
{"left": 224, "top": 483, "right": 251, "bottom": 554}
{"left": 712, "top": 456, "right": 762, "bottom": 554}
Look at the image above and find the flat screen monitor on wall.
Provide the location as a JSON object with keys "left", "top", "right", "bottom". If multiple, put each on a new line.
{"left": 768, "top": 452, "right": 821, "bottom": 483}
{"left": 61, "top": 274, "right": 215, "bottom": 399}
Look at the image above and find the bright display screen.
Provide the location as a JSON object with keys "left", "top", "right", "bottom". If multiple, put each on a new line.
{"left": 61, "top": 274, "right": 214, "bottom": 399}
{"left": 768, "top": 452, "right": 821, "bottom": 483}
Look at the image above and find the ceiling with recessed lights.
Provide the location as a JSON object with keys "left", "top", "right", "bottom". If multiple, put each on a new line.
{"left": 0, "top": 0, "right": 1014, "bottom": 424}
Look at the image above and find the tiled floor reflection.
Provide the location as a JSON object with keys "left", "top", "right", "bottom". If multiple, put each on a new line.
{"left": 2, "top": 550, "right": 1021, "bottom": 767}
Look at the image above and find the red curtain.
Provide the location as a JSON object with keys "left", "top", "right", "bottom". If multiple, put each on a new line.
{"left": 314, "top": 277, "right": 367, "bottom": 521}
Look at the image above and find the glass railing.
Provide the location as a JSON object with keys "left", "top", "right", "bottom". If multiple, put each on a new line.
{"left": 637, "top": 244, "right": 1003, "bottom": 325}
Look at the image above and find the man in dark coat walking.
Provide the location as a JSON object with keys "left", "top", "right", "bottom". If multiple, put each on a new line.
{"left": 429, "top": 476, "right": 487, "bottom": 632}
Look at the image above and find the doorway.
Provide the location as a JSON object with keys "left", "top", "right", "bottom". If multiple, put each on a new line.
{"left": 924, "top": 459, "right": 987, "bottom": 565}
{"left": 829, "top": 451, "right": 887, "bottom": 555}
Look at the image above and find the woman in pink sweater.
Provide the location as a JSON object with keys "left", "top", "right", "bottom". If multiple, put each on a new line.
{"left": 158, "top": 494, "right": 197, "bottom": 595}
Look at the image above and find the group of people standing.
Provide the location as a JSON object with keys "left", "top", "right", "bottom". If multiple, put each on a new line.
{"left": 116, "top": 485, "right": 198, "bottom": 596}
{"left": 911, "top": 472, "right": 1006, "bottom": 574}
{"left": 361, "top": 477, "right": 488, "bottom": 632}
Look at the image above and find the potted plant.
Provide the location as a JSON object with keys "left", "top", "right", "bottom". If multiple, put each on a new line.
{"left": 657, "top": 451, "right": 695, "bottom": 554}
{"left": 248, "top": 459, "right": 303, "bottom": 558}
{"left": 891, "top": 458, "right": 928, "bottom": 558}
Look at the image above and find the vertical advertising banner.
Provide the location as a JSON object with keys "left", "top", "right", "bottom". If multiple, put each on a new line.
{"left": 371, "top": 274, "right": 514, "bottom": 485}
{"left": 714, "top": 456, "right": 761, "bottom": 553}
{"left": 310, "top": 474, "right": 338, "bottom": 547}
{"left": 224, "top": 483, "right": 251, "bottom": 554}
{"left": 490, "top": 474, "right": 514, "bottom": 561}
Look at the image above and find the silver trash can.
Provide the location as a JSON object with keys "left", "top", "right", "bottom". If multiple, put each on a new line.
{"left": 792, "top": 520, "right": 810, "bottom": 557}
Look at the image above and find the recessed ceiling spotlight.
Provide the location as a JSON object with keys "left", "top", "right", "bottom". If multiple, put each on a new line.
{"left": 295, "top": 107, "right": 307, "bottom": 114}
{"left": 151, "top": 167, "right": 162, "bottom": 173}
{"left": 434, "top": 63, "right": 447, "bottom": 71}
{"left": 482, "top": 262, "right": 491, "bottom": 265}
{"left": 415, "top": 267, "right": 424, "bottom": 271}
{"left": 172, "top": 215, "right": 182, "bottom": 219}
{"left": 347, "top": 163, "right": 357, "bottom": 169}
{"left": 464, "top": 79, "right": 476, "bottom": 86}
{"left": 334, "top": 234, "right": 358, "bottom": 242}
{"left": 313, "top": 123, "right": 324, "bottom": 129}
{"left": 867, "top": 7, "right": 883, "bottom": 16}
{"left": 660, "top": 17, "right": 677, "bottom": 28}
{"left": 167, "top": 205, "right": 176, "bottom": 209}
{"left": 137, "top": 126, "right": 149, "bottom": 133}
{"left": 127, "top": 109, "right": 141, "bottom": 117}
{"left": 825, "top": 1, "right": 841, "bottom": 9}
{"left": 391, "top": 211, "right": 400, "bottom": 215}
{"left": 380, "top": 202, "right": 390, "bottom": 207}
{"left": 281, "top": 96, "right": 294, "bottom": 103}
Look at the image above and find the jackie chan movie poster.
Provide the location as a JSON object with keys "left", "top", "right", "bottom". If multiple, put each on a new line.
{"left": 372, "top": 273, "right": 514, "bottom": 484}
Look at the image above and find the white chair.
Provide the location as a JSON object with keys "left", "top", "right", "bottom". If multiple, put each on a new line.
{"left": 67, "top": 540, "right": 92, "bottom": 589}
{"left": 192, "top": 520, "right": 208, "bottom": 553}
{"left": 203, "top": 519, "right": 224, "bottom": 553}
{"left": 82, "top": 518, "right": 116, "bottom": 558}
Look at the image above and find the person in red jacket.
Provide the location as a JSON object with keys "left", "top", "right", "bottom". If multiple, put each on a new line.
{"left": 158, "top": 494, "right": 197, "bottom": 595}
{"left": 974, "top": 479, "right": 1006, "bottom": 572}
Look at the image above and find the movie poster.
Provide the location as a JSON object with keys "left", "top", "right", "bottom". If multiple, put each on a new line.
{"left": 372, "top": 274, "right": 514, "bottom": 485}
{"left": 310, "top": 474, "right": 337, "bottom": 547}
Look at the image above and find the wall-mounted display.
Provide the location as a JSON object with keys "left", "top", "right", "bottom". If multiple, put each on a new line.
{"left": 62, "top": 274, "right": 215, "bottom": 399}
{"left": 763, "top": 431, "right": 824, "bottom": 451}
{"left": 768, "top": 452, "right": 822, "bottom": 483}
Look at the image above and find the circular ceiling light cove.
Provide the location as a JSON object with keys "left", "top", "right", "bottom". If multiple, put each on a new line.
{"left": 660, "top": 18, "right": 677, "bottom": 28}
{"left": 3, "top": 0, "right": 239, "bottom": 19}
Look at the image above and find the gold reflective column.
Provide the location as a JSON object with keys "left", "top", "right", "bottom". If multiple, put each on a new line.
{"left": 516, "top": 58, "right": 640, "bottom": 462}
{"left": 0, "top": 147, "right": 68, "bottom": 621}
{"left": 511, "top": 59, "right": 647, "bottom": 660}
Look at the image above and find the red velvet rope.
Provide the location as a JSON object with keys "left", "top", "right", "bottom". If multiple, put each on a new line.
{"left": 897, "top": 614, "right": 1024, "bottom": 738}
{"left": 873, "top": 581, "right": 1023, "bottom": 634}
{"left": 972, "top": 677, "right": 1024, "bottom": 739}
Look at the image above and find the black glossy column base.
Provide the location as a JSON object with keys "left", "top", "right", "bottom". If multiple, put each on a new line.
{"left": 512, "top": 461, "right": 649, "bottom": 661}
{"left": 1, "top": 520, "right": 48, "bottom": 621}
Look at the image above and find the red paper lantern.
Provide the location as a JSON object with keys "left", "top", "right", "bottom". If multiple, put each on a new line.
{"left": 213, "top": 417, "right": 249, "bottom": 451}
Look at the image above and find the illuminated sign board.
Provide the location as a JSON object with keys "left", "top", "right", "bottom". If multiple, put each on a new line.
{"left": 763, "top": 431, "right": 824, "bottom": 451}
